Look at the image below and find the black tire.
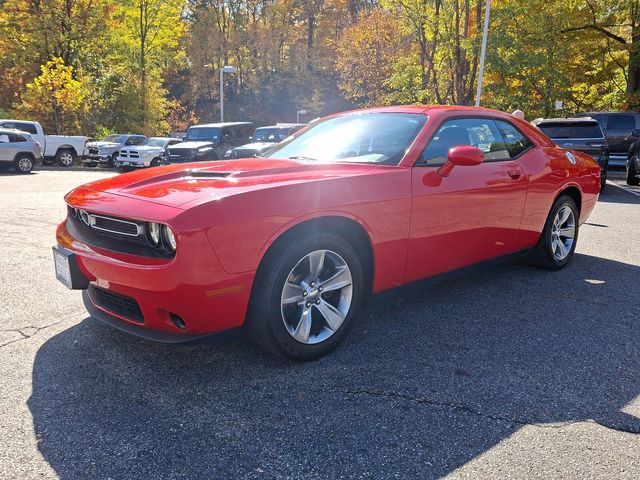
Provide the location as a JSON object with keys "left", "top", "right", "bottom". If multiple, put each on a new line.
{"left": 246, "top": 232, "right": 365, "bottom": 361}
{"left": 150, "top": 158, "right": 161, "bottom": 167}
{"left": 527, "top": 195, "right": 579, "bottom": 270}
{"left": 14, "top": 154, "right": 34, "bottom": 174}
{"left": 85, "top": 161, "right": 97, "bottom": 167}
{"left": 627, "top": 155, "right": 640, "bottom": 186}
{"left": 56, "top": 148, "right": 76, "bottom": 167}
{"left": 42, "top": 157, "right": 55, "bottom": 166}
{"left": 107, "top": 153, "right": 118, "bottom": 168}
{"left": 599, "top": 159, "right": 608, "bottom": 192}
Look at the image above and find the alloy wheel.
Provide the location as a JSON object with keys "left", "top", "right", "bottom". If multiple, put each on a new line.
{"left": 17, "top": 157, "right": 32, "bottom": 172}
{"left": 550, "top": 205, "right": 576, "bottom": 261}
{"left": 59, "top": 151, "right": 74, "bottom": 166}
{"left": 280, "top": 249, "right": 353, "bottom": 345}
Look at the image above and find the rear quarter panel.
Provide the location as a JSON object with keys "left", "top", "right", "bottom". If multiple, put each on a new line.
{"left": 515, "top": 145, "right": 600, "bottom": 249}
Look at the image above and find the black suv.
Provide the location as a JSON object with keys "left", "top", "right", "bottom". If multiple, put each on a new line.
{"left": 165, "top": 122, "right": 253, "bottom": 163}
{"left": 576, "top": 112, "right": 640, "bottom": 170}
{"left": 533, "top": 117, "right": 609, "bottom": 191}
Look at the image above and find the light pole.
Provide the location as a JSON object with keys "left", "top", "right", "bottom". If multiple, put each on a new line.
{"left": 219, "top": 65, "right": 237, "bottom": 123}
{"left": 296, "top": 109, "right": 307, "bottom": 123}
{"left": 475, "top": 0, "right": 492, "bottom": 107}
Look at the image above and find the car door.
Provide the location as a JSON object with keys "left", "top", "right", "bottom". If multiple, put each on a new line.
{"left": 602, "top": 113, "right": 637, "bottom": 156}
{"left": 405, "top": 117, "right": 529, "bottom": 283}
{"left": 0, "top": 132, "right": 16, "bottom": 161}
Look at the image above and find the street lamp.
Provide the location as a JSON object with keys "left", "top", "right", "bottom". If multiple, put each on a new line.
{"left": 219, "top": 65, "right": 237, "bottom": 123}
{"left": 296, "top": 109, "right": 307, "bottom": 123}
{"left": 475, "top": 0, "right": 492, "bottom": 107}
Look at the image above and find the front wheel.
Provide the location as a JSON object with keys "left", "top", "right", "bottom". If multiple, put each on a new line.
{"left": 150, "top": 158, "right": 161, "bottom": 167}
{"left": 527, "top": 195, "right": 579, "bottom": 270}
{"left": 107, "top": 153, "right": 117, "bottom": 168}
{"left": 627, "top": 155, "right": 640, "bottom": 186}
{"left": 56, "top": 148, "right": 76, "bottom": 167}
{"left": 246, "top": 232, "right": 365, "bottom": 361}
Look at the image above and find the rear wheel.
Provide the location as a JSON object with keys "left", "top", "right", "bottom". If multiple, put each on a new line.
{"left": 14, "top": 155, "right": 34, "bottom": 174}
{"left": 56, "top": 148, "right": 76, "bottom": 167}
{"left": 627, "top": 155, "right": 640, "bottom": 186}
{"left": 527, "top": 195, "right": 579, "bottom": 270}
{"left": 246, "top": 232, "right": 365, "bottom": 361}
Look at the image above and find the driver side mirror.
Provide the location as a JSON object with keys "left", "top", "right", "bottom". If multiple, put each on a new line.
{"left": 222, "top": 134, "right": 232, "bottom": 142}
{"left": 438, "top": 145, "right": 484, "bottom": 177}
{"left": 125, "top": 140, "right": 134, "bottom": 146}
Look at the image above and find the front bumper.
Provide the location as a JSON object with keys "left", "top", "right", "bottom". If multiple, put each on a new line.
{"left": 55, "top": 216, "right": 254, "bottom": 340}
{"left": 116, "top": 157, "right": 152, "bottom": 168}
{"left": 83, "top": 154, "right": 111, "bottom": 164}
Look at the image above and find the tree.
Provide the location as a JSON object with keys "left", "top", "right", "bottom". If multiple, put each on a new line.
{"left": 336, "top": 8, "right": 406, "bottom": 105}
{"left": 17, "top": 58, "right": 91, "bottom": 134}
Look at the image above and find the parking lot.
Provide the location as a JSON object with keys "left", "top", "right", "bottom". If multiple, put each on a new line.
{"left": 1, "top": 169, "right": 639, "bottom": 479}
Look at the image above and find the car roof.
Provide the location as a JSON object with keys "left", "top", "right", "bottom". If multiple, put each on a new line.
{"left": 189, "top": 122, "right": 253, "bottom": 128}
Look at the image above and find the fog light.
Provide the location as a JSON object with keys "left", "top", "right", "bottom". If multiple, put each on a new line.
{"left": 169, "top": 312, "right": 186, "bottom": 330}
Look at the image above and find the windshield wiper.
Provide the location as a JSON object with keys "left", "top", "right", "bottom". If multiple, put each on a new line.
{"left": 289, "top": 155, "right": 320, "bottom": 162}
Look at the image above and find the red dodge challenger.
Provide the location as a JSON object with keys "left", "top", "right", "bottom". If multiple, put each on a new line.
{"left": 53, "top": 106, "right": 600, "bottom": 360}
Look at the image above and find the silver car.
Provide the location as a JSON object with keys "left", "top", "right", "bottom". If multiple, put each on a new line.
{"left": 0, "top": 128, "right": 42, "bottom": 174}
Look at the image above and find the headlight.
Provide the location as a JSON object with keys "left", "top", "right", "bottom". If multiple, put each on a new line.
{"left": 163, "top": 225, "right": 177, "bottom": 252}
{"left": 142, "top": 152, "right": 154, "bottom": 158}
{"left": 146, "top": 222, "right": 161, "bottom": 246}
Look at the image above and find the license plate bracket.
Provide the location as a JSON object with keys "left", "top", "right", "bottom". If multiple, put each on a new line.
{"left": 53, "top": 246, "right": 89, "bottom": 290}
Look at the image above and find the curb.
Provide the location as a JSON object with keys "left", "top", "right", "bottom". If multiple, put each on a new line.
{"left": 35, "top": 166, "right": 119, "bottom": 173}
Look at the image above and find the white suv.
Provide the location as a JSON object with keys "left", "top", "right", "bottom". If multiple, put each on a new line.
{"left": 116, "top": 137, "right": 182, "bottom": 170}
{"left": 0, "top": 128, "right": 42, "bottom": 173}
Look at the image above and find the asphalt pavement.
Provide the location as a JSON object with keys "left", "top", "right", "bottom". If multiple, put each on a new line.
{"left": 1, "top": 169, "right": 639, "bottom": 479}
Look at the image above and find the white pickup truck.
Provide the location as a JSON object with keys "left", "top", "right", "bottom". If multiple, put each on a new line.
{"left": 0, "top": 119, "right": 87, "bottom": 167}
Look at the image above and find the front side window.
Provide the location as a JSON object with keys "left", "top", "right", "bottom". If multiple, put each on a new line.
{"left": 420, "top": 118, "right": 510, "bottom": 166}
{"left": 10, "top": 133, "right": 27, "bottom": 142}
{"left": 266, "top": 113, "right": 428, "bottom": 164}
{"left": 103, "top": 135, "right": 127, "bottom": 143}
{"left": 495, "top": 120, "right": 533, "bottom": 157}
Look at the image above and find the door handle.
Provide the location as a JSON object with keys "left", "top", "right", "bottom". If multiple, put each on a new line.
{"left": 508, "top": 169, "right": 521, "bottom": 179}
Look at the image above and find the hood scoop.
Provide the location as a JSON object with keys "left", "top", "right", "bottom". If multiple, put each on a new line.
{"left": 186, "top": 171, "right": 232, "bottom": 179}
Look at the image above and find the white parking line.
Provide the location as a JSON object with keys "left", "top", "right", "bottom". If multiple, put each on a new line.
{"left": 606, "top": 180, "right": 640, "bottom": 197}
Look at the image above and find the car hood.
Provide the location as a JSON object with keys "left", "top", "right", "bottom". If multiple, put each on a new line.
{"left": 169, "top": 141, "right": 214, "bottom": 149}
{"left": 73, "top": 159, "right": 377, "bottom": 209}
{"left": 234, "top": 142, "right": 276, "bottom": 150}
{"left": 122, "top": 145, "right": 164, "bottom": 153}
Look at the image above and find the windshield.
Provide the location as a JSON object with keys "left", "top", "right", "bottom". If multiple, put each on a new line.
{"left": 254, "top": 128, "right": 291, "bottom": 142}
{"left": 538, "top": 123, "right": 603, "bottom": 139}
{"left": 146, "top": 138, "right": 169, "bottom": 147}
{"left": 103, "top": 134, "right": 127, "bottom": 143}
{"left": 184, "top": 127, "right": 220, "bottom": 142}
{"left": 266, "top": 113, "right": 427, "bottom": 164}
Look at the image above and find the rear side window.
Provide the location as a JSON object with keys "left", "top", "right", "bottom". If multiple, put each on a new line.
{"left": 606, "top": 114, "right": 636, "bottom": 130}
{"left": 10, "top": 133, "right": 27, "bottom": 142}
{"left": 495, "top": 121, "right": 533, "bottom": 158}
{"left": 537, "top": 122, "right": 603, "bottom": 139}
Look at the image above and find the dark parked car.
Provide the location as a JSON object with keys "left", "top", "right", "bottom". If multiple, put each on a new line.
{"left": 226, "top": 123, "right": 305, "bottom": 159}
{"left": 533, "top": 117, "right": 609, "bottom": 191}
{"left": 576, "top": 112, "right": 640, "bottom": 169}
{"left": 165, "top": 122, "right": 253, "bottom": 163}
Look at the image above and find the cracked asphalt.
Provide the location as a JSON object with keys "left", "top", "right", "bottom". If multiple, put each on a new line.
{"left": 1, "top": 169, "right": 640, "bottom": 479}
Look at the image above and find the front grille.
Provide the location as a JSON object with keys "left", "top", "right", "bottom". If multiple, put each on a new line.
{"left": 91, "top": 215, "right": 140, "bottom": 236}
{"left": 129, "top": 151, "right": 140, "bottom": 158}
{"left": 89, "top": 285, "right": 144, "bottom": 323}
{"left": 168, "top": 148, "right": 192, "bottom": 158}
{"left": 88, "top": 146, "right": 98, "bottom": 154}
{"left": 120, "top": 150, "right": 129, "bottom": 158}
{"left": 232, "top": 149, "right": 258, "bottom": 159}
